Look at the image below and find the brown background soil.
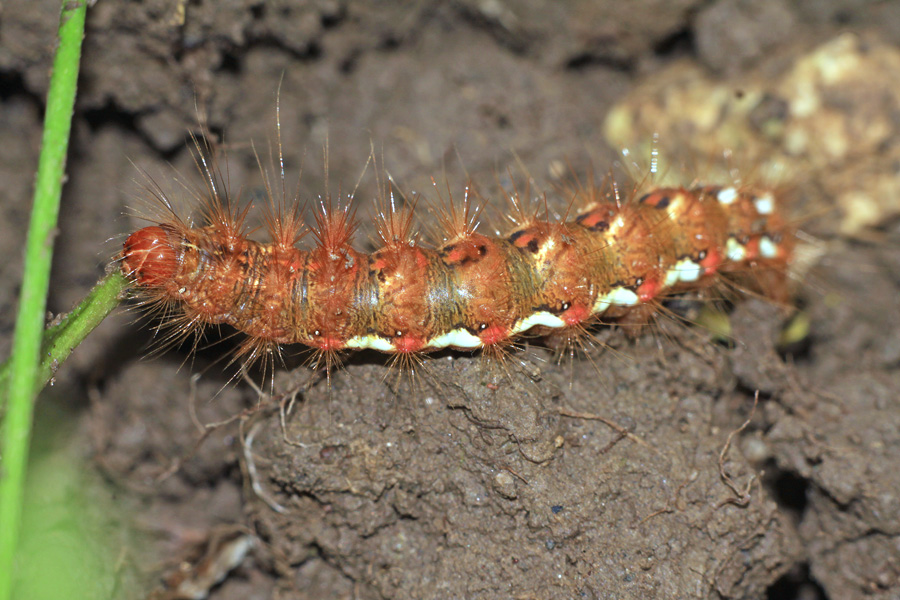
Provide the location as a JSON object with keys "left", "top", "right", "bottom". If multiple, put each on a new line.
{"left": 3, "top": 1, "right": 900, "bottom": 599}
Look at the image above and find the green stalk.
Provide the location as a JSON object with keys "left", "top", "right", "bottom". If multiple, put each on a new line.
{"left": 0, "top": 2, "right": 88, "bottom": 599}
{"left": 0, "top": 272, "right": 129, "bottom": 402}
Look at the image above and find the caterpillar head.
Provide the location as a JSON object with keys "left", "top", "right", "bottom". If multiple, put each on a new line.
{"left": 121, "top": 225, "right": 178, "bottom": 286}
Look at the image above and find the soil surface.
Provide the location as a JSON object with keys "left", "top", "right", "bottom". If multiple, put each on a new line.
{"left": 3, "top": 1, "right": 900, "bottom": 599}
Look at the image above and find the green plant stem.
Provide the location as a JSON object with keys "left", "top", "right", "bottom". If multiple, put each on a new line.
{"left": 0, "top": 272, "right": 129, "bottom": 403}
{"left": 0, "top": 2, "right": 88, "bottom": 599}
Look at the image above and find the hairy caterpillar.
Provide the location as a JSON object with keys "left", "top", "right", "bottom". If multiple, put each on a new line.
{"left": 119, "top": 140, "right": 794, "bottom": 372}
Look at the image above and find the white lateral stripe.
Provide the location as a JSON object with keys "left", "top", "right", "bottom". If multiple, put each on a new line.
{"left": 607, "top": 286, "right": 639, "bottom": 306}
{"left": 717, "top": 187, "right": 738, "bottom": 205}
{"left": 753, "top": 193, "right": 775, "bottom": 215}
{"left": 593, "top": 286, "right": 640, "bottom": 314}
{"left": 673, "top": 258, "right": 702, "bottom": 282}
{"left": 428, "top": 329, "right": 483, "bottom": 349}
{"left": 593, "top": 293, "right": 612, "bottom": 315}
{"left": 513, "top": 311, "right": 566, "bottom": 334}
{"left": 725, "top": 238, "right": 747, "bottom": 261}
{"left": 345, "top": 335, "right": 396, "bottom": 352}
{"left": 759, "top": 236, "right": 779, "bottom": 259}
{"left": 664, "top": 268, "right": 680, "bottom": 287}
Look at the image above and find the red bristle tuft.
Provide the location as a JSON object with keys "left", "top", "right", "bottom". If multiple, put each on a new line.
{"left": 376, "top": 189, "right": 419, "bottom": 248}
{"left": 311, "top": 196, "right": 358, "bottom": 252}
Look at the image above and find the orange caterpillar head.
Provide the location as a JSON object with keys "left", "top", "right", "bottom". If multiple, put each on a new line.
{"left": 121, "top": 225, "right": 178, "bottom": 286}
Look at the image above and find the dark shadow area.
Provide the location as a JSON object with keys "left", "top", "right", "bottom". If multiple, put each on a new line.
{"left": 767, "top": 563, "right": 830, "bottom": 600}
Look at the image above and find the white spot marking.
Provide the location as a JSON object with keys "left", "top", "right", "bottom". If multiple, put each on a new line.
{"left": 753, "top": 193, "right": 775, "bottom": 215}
{"left": 429, "top": 329, "right": 483, "bottom": 350}
{"left": 536, "top": 238, "right": 556, "bottom": 263}
{"left": 717, "top": 187, "right": 738, "bottom": 205}
{"left": 725, "top": 238, "right": 747, "bottom": 262}
{"left": 608, "top": 215, "right": 626, "bottom": 235}
{"left": 759, "top": 236, "right": 779, "bottom": 259}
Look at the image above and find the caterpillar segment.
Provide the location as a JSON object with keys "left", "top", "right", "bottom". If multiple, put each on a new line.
{"left": 121, "top": 180, "right": 794, "bottom": 359}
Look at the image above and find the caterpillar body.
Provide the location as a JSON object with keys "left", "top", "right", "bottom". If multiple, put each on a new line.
{"left": 120, "top": 159, "right": 794, "bottom": 365}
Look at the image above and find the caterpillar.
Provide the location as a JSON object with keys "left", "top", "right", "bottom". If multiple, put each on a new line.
{"left": 119, "top": 143, "right": 794, "bottom": 371}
